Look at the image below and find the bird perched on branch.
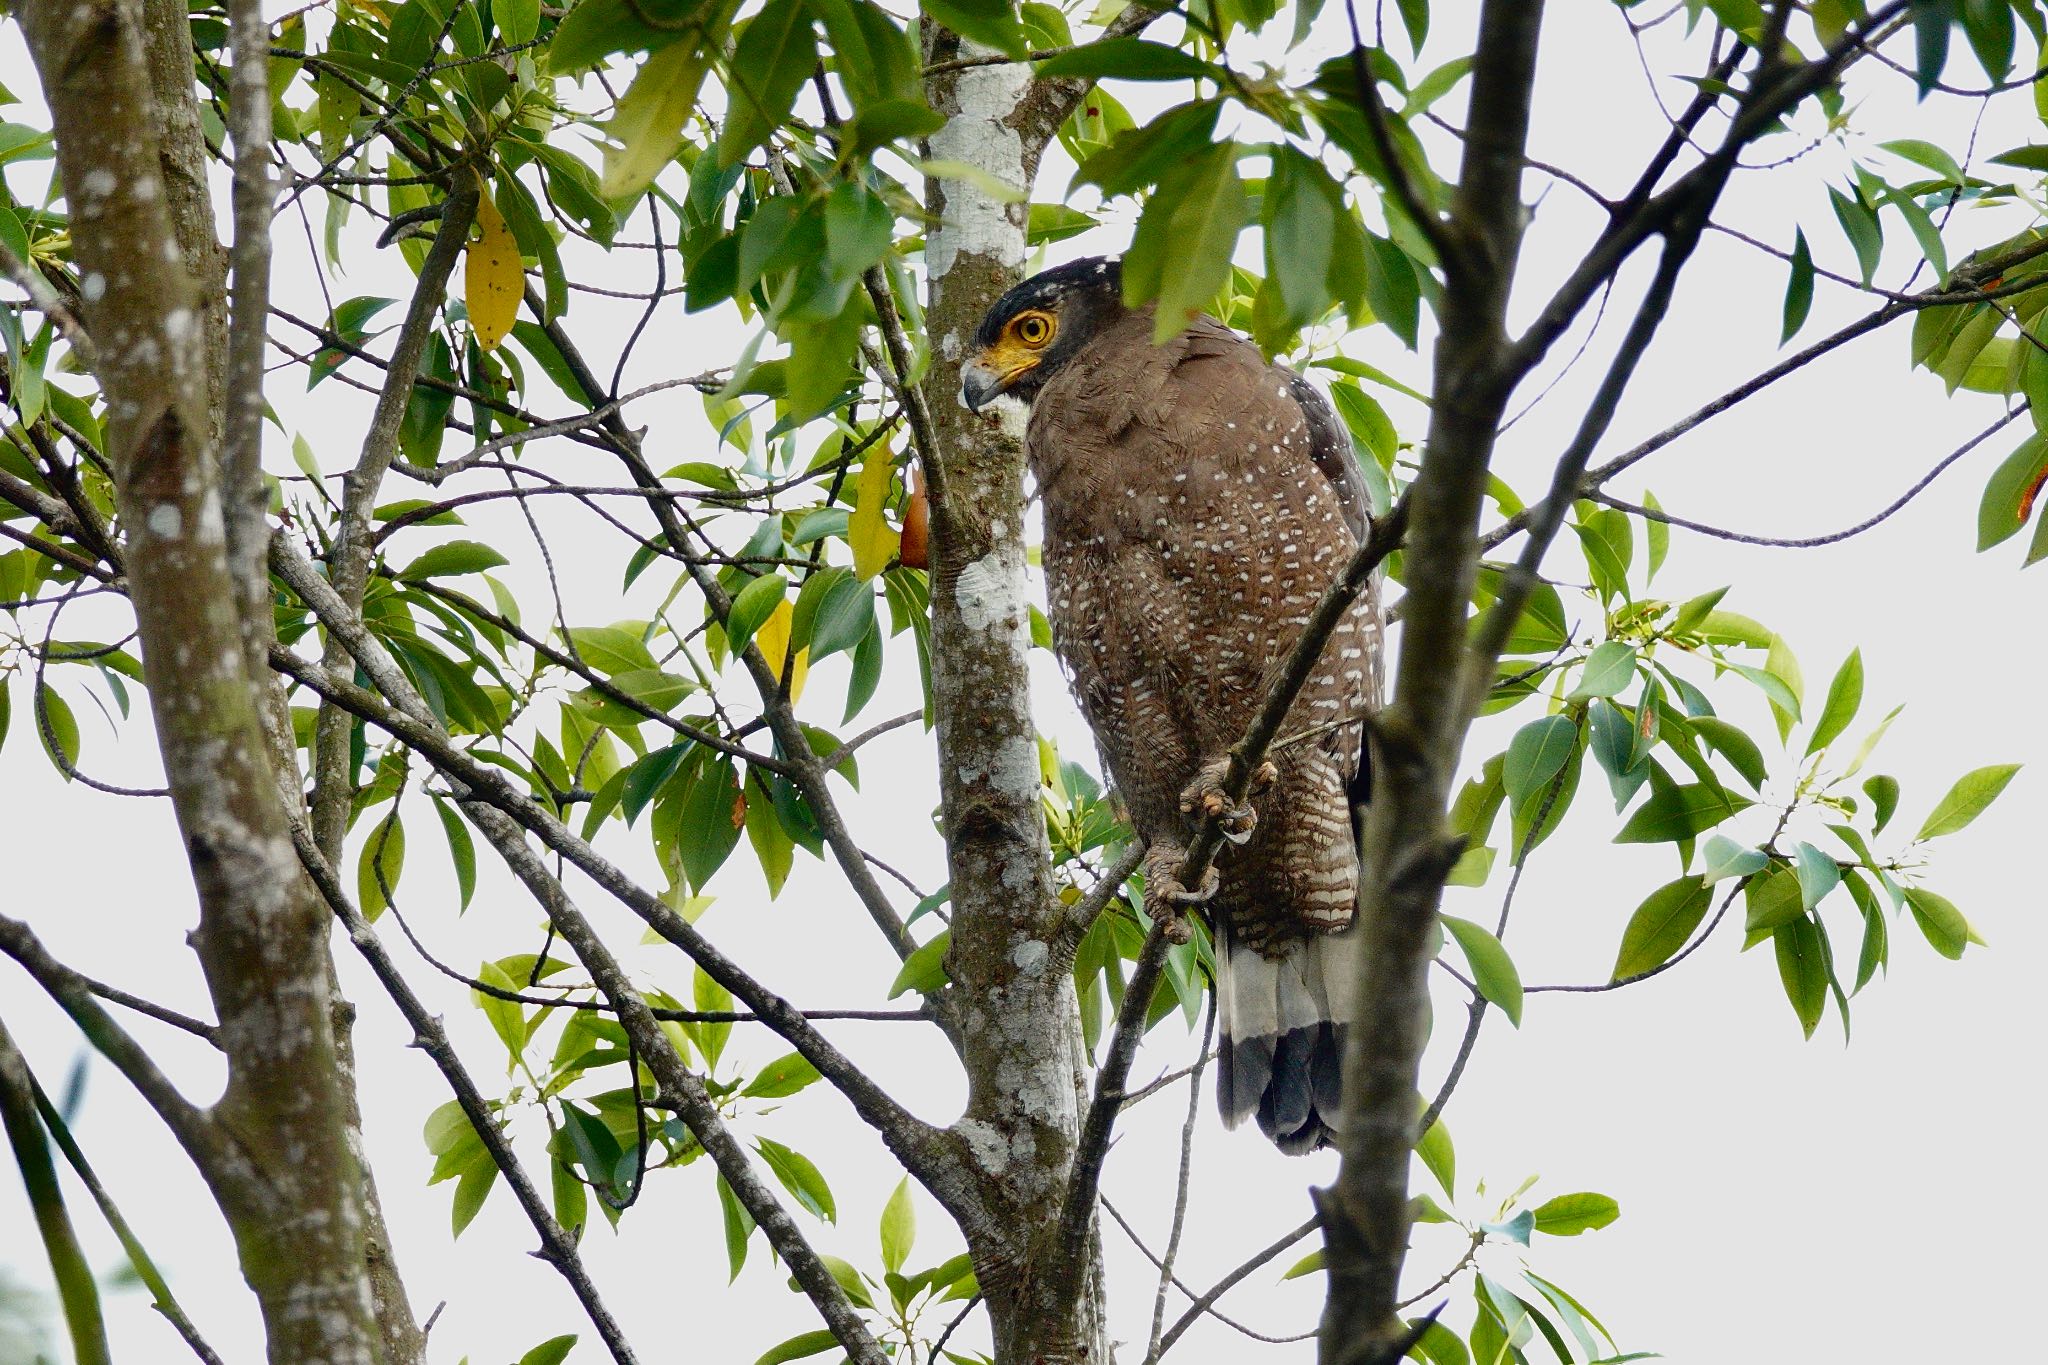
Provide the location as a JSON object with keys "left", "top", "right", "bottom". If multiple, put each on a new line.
{"left": 960, "top": 257, "right": 1384, "bottom": 1154}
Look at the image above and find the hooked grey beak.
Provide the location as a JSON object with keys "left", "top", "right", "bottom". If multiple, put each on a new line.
{"left": 959, "top": 360, "right": 1006, "bottom": 414}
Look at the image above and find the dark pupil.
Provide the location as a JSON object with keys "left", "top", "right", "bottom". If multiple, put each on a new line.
{"left": 1021, "top": 318, "right": 1044, "bottom": 340}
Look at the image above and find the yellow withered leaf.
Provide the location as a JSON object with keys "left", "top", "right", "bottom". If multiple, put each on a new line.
{"left": 752, "top": 598, "right": 809, "bottom": 702}
{"left": 465, "top": 189, "right": 521, "bottom": 351}
{"left": 848, "top": 444, "right": 900, "bottom": 581}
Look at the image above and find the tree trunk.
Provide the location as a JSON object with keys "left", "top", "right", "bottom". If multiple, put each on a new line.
{"left": 21, "top": 3, "right": 385, "bottom": 1360}
{"left": 920, "top": 30, "right": 1111, "bottom": 1364}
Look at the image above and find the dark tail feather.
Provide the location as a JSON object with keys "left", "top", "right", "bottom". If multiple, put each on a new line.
{"left": 1216, "top": 924, "right": 1361, "bottom": 1154}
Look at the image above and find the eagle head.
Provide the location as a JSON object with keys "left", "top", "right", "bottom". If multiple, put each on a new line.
{"left": 959, "top": 256, "right": 1125, "bottom": 414}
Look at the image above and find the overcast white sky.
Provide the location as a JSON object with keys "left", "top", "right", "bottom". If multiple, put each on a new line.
{"left": 3, "top": 4, "right": 2045, "bottom": 1364}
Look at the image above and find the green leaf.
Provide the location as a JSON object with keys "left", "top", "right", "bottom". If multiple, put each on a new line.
{"left": 1123, "top": 141, "right": 1249, "bottom": 344}
{"left": 823, "top": 182, "right": 895, "bottom": 277}
{"left": 398, "top": 539, "right": 510, "bottom": 581}
{"left": 1612, "top": 877, "right": 1712, "bottom": 980}
{"left": 518, "top": 1335, "right": 578, "bottom": 1365}
{"left": 1773, "top": 917, "right": 1828, "bottom": 1039}
{"left": 879, "top": 1176, "right": 916, "bottom": 1274}
{"left": 473, "top": 959, "right": 528, "bottom": 1059}
{"left": 35, "top": 683, "right": 77, "bottom": 775}
{"left": 1440, "top": 915, "right": 1523, "bottom": 1027}
{"left": 1905, "top": 885, "right": 1974, "bottom": 958}
{"left": 1416, "top": 1116, "right": 1455, "bottom": 1197}
{"left": 1281, "top": 1248, "right": 1325, "bottom": 1280}
{"left": 1691, "top": 716, "right": 1768, "bottom": 791}
{"left": 432, "top": 796, "right": 477, "bottom": 911}
{"left": 753, "top": 1136, "right": 836, "bottom": 1222}
{"left": 1976, "top": 435, "right": 2048, "bottom": 550}
{"left": 1530, "top": 1192, "right": 1621, "bottom": 1236}
{"left": 547, "top": 0, "right": 696, "bottom": 72}
{"left": 357, "top": 811, "right": 407, "bottom": 920}
{"left": 1743, "top": 863, "right": 1805, "bottom": 939}
{"left": 918, "top": 0, "right": 1031, "bottom": 58}
{"left": 716, "top": 1174, "right": 755, "bottom": 1281}
{"left": 1567, "top": 642, "right": 1635, "bottom": 701}
{"left": 1781, "top": 228, "right": 1813, "bottom": 343}
{"left": 754, "top": 1330, "right": 840, "bottom": 1365}
{"left": 1502, "top": 714, "right": 1577, "bottom": 808}
{"left": 1764, "top": 632, "right": 1804, "bottom": 740}
{"left": 565, "top": 625, "right": 658, "bottom": 676}
{"left": 1829, "top": 186, "right": 1883, "bottom": 285}
{"left": 888, "top": 930, "right": 951, "bottom": 998}
{"left": 1865, "top": 773, "right": 1901, "bottom": 833}
{"left": 719, "top": 0, "right": 819, "bottom": 170}
{"left": 1845, "top": 870, "right": 1888, "bottom": 991}
{"left": 1884, "top": 137, "right": 1968, "bottom": 185}
{"left": 1613, "top": 783, "right": 1749, "bottom": 844}
{"left": 742, "top": 1052, "right": 822, "bottom": 1099}
{"left": 1698, "top": 834, "right": 1768, "bottom": 885}
{"left": 1034, "top": 37, "right": 1219, "bottom": 80}
{"left": 1072, "top": 100, "right": 1220, "bottom": 198}
{"left": 1792, "top": 841, "right": 1842, "bottom": 910}
{"left": 600, "top": 38, "right": 719, "bottom": 199}
{"left": 1915, "top": 763, "right": 2021, "bottom": 839}
{"left": 725, "top": 573, "right": 788, "bottom": 655}
{"left": 1804, "top": 649, "right": 1863, "bottom": 757}
{"left": 675, "top": 756, "right": 744, "bottom": 891}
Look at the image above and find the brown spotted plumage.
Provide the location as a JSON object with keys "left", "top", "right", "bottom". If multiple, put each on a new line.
{"left": 960, "top": 258, "right": 1384, "bottom": 1153}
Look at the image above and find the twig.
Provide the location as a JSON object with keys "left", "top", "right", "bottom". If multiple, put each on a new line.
{"left": 1151, "top": 1213, "right": 1322, "bottom": 1360}
{"left": 1586, "top": 407, "right": 2023, "bottom": 546}
{"left": 1147, "top": 998, "right": 1214, "bottom": 1358}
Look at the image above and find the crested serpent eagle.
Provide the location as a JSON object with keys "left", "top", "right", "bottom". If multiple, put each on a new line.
{"left": 960, "top": 256, "right": 1385, "bottom": 1154}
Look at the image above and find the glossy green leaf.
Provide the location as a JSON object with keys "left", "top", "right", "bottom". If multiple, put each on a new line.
{"left": 1441, "top": 915, "right": 1523, "bottom": 1027}
{"left": 1125, "top": 141, "right": 1249, "bottom": 344}
{"left": 1774, "top": 917, "right": 1827, "bottom": 1039}
{"left": 1781, "top": 228, "right": 1813, "bottom": 342}
{"left": 1698, "top": 834, "right": 1767, "bottom": 885}
{"left": 725, "top": 573, "right": 788, "bottom": 655}
{"left": 398, "top": 539, "right": 510, "bottom": 581}
{"left": 1691, "top": 716, "right": 1768, "bottom": 791}
{"left": 1530, "top": 1192, "right": 1621, "bottom": 1236}
{"left": 1977, "top": 435, "right": 2048, "bottom": 550}
{"left": 742, "top": 1052, "right": 822, "bottom": 1099}
{"left": 1905, "top": 886, "right": 1973, "bottom": 958}
{"left": 1281, "top": 1248, "right": 1324, "bottom": 1280}
{"left": 1503, "top": 714, "right": 1577, "bottom": 808}
{"left": 1915, "top": 763, "right": 2021, "bottom": 839}
{"left": 1793, "top": 841, "right": 1842, "bottom": 910}
{"left": 431, "top": 796, "right": 477, "bottom": 911}
{"left": 1416, "top": 1116, "right": 1455, "bottom": 1197}
{"left": 357, "top": 811, "right": 406, "bottom": 920}
{"left": 919, "top": 0, "right": 1031, "bottom": 57}
{"left": 518, "top": 1335, "right": 578, "bottom": 1365}
{"left": 887, "top": 930, "right": 950, "bottom": 998}
{"left": 1613, "top": 783, "right": 1749, "bottom": 844}
{"left": 1567, "top": 642, "right": 1635, "bottom": 701}
{"left": 754, "top": 1136, "right": 836, "bottom": 1222}
{"left": 718, "top": 0, "right": 818, "bottom": 169}
{"left": 754, "top": 1330, "right": 840, "bottom": 1365}
{"left": 1865, "top": 773, "right": 1901, "bottom": 833}
{"left": 717, "top": 1173, "right": 755, "bottom": 1281}
{"left": 1034, "top": 37, "right": 1219, "bottom": 80}
{"left": 1612, "top": 877, "right": 1712, "bottom": 980}
{"left": 1743, "top": 863, "right": 1805, "bottom": 939}
{"left": 1804, "top": 649, "right": 1863, "bottom": 757}
{"left": 879, "top": 1176, "right": 915, "bottom": 1274}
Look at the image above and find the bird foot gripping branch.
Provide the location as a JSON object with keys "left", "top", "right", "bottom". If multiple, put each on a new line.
{"left": 1138, "top": 843, "right": 1215, "bottom": 944}
{"left": 1178, "top": 755, "right": 1273, "bottom": 846}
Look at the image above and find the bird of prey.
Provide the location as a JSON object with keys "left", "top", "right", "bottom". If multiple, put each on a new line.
{"left": 960, "top": 256, "right": 1383, "bottom": 1154}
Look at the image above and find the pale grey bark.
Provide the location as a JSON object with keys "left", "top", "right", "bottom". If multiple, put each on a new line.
{"left": 18, "top": 2, "right": 384, "bottom": 1361}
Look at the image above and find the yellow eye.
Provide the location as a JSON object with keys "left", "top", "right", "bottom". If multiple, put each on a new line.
{"left": 1015, "top": 312, "right": 1053, "bottom": 346}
